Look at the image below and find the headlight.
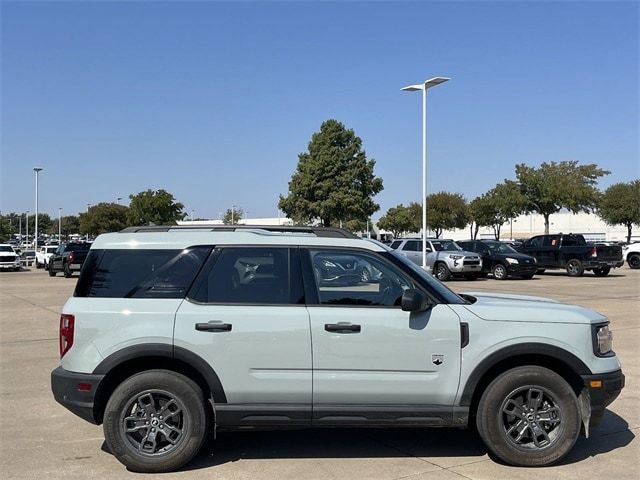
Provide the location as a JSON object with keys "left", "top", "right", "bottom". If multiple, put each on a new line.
{"left": 594, "top": 324, "right": 613, "bottom": 356}
{"left": 450, "top": 255, "right": 464, "bottom": 260}
{"left": 505, "top": 257, "right": 519, "bottom": 264}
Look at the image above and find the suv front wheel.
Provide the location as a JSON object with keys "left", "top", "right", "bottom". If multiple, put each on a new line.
{"left": 476, "top": 366, "right": 580, "bottom": 467}
{"left": 103, "top": 370, "right": 208, "bottom": 473}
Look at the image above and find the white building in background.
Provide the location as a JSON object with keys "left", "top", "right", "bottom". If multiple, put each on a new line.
{"left": 178, "top": 211, "right": 635, "bottom": 243}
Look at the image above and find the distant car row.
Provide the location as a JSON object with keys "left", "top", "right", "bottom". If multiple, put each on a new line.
{"left": 0, "top": 242, "right": 91, "bottom": 275}
{"left": 389, "top": 234, "right": 632, "bottom": 280}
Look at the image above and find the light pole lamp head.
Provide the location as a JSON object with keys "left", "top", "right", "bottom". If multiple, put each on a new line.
{"left": 33, "top": 167, "right": 43, "bottom": 173}
{"left": 401, "top": 77, "right": 450, "bottom": 92}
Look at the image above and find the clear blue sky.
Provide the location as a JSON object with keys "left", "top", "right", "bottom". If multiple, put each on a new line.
{"left": 2, "top": 0, "right": 638, "bottom": 220}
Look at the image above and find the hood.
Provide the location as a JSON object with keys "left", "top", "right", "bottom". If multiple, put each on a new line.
{"left": 462, "top": 291, "right": 607, "bottom": 324}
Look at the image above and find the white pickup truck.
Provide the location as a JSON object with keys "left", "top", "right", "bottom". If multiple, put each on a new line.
{"left": 622, "top": 242, "right": 640, "bottom": 269}
{"left": 36, "top": 245, "right": 59, "bottom": 269}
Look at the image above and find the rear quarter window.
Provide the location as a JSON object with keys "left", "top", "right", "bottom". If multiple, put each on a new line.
{"left": 74, "top": 247, "right": 211, "bottom": 298}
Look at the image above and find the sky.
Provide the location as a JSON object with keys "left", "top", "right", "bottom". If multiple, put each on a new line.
{"left": 1, "top": 0, "right": 638, "bottom": 221}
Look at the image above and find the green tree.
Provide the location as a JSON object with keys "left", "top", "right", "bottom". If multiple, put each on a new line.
{"left": 278, "top": 119, "right": 384, "bottom": 227}
{"left": 127, "top": 189, "right": 186, "bottom": 226}
{"left": 222, "top": 207, "right": 244, "bottom": 225}
{"left": 469, "top": 181, "right": 527, "bottom": 240}
{"left": 59, "top": 215, "right": 81, "bottom": 240}
{"left": 516, "top": 161, "right": 609, "bottom": 234}
{"left": 80, "top": 203, "right": 129, "bottom": 236}
{"left": 25, "top": 213, "right": 53, "bottom": 237}
{"left": 598, "top": 180, "right": 640, "bottom": 243}
{"left": 377, "top": 204, "right": 417, "bottom": 238}
{"left": 423, "top": 192, "right": 469, "bottom": 238}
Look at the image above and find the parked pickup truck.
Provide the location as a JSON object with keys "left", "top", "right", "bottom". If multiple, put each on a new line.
{"left": 48, "top": 242, "right": 92, "bottom": 278}
{"left": 622, "top": 242, "right": 640, "bottom": 269}
{"left": 517, "top": 234, "right": 623, "bottom": 277}
{"left": 36, "top": 245, "right": 59, "bottom": 270}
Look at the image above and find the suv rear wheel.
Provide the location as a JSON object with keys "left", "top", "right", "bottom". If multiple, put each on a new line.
{"left": 628, "top": 253, "right": 640, "bottom": 269}
{"left": 476, "top": 366, "right": 580, "bottom": 467}
{"left": 103, "top": 370, "right": 208, "bottom": 473}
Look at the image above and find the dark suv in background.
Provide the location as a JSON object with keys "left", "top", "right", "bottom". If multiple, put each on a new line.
{"left": 457, "top": 240, "right": 538, "bottom": 280}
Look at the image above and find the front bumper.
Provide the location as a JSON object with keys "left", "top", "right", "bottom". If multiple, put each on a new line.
{"left": 581, "top": 369, "right": 625, "bottom": 425}
{"left": 0, "top": 262, "right": 20, "bottom": 269}
{"left": 506, "top": 264, "right": 538, "bottom": 276}
{"left": 51, "top": 366, "right": 104, "bottom": 425}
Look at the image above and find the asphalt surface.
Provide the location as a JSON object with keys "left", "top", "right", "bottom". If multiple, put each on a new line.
{"left": 1, "top": 266, "right": 638, "bottom": 479}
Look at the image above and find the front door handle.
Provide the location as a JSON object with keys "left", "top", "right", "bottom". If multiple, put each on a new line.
{"left": 195, "top": 322, "right": 232, "bottom": 332}
{"left": 325, "top": 323, "right": 361, "bottom": 333}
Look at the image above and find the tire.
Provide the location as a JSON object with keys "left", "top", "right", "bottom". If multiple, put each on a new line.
{"left": 36, "top": 260, "right": 42, "bottom": 269}
{"left": 565, "top": 259, "right": 584, "bottom": 277}
{"left": 434, "top": 262, "right": 452, "bottom": 281}
{"left": 44, "top": 262, "right": 49, "bottom": 271}
{"left": 359, "top": 267, "right": 371, "bottom": 283}
{"left": 103, "top": 370, "right": 208, "bottom": 473}
{"left": 48, "top": 267, "right": 56, "bottom": 277}
{"left": 476, "top": 366, "right": 581, "bottom": 467}
{"left": 63, "top": 263, "right": 73, "bottom": 278}
{"left": 593, "top": 266, "right": 611, "bottom": 277}
{"left": 628, "top": 253, "right": 640, "bottom": 269}
{"left": 492, "top": 263, "right": 508, "bottom": 280}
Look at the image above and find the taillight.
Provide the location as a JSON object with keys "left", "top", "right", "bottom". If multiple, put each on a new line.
{"left": 591, "top": 246, "right": 598, "bottom": 258}
{"left": 69, "top": 252, "right": 75, "bottom": 263}
{"left": 59, "top": 314, "right": 75, "bottom": 358}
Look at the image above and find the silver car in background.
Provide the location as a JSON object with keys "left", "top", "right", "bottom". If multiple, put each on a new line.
{"left": 389, "top": 238, "right": 482, "bottom": 281}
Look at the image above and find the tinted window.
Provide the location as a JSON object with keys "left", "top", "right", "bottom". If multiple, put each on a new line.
{"left": 561, "top": 235, "right": 586, "bottom": 246}
{"left": 527, "top": 236, "right": 543, "bottom": 248}
{"left": 390, "top": 241, "right": 402, "bottom": 250}
{"left": 0, "top": 246, "right": 14, "bottom": 253}
{"left": 75, "top": 247, "right": 210, "bottom": 298}
{"left": 309, "top": 249, "right": 412, "bottom": 306}
{"left": 457, "top": 241, "right": 474, "bottom": 251}
{"left": 431, "top": 240, "right": 461, "bottom": 251}
{"left": 191, "top": 247, "right": 300, "bottom": 305}
{"left": 475, "top": 243, "right": 491, "bottom": 254}
{"left": 543, "top": 235, "right": 560, "bottom": 247}
{"left": 402, "top": 240, "right": 421, "bottom": 251}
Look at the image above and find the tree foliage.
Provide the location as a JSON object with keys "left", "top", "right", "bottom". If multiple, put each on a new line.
{"left": 222, "top": 207, "right": 244, "bottom": 225}
{"left": 468, "top": 181, "right": 527, "bottom": 240}
{"left": 516, "top": 161, "right": 609, "bottom": 234}
{"left": 425, "top": 192, "right": 469, "bottom": 238}
{"left": 80, "top": 203, "right": 129, "bottom": 236}
{"left": 278, "top": 119, "right": 384, "bottom": 227}
{"left": 58, "top": 215, "right": 81, "bottom": 239}
{"left": 377, "top": 203, "right": 420, "bottom": 238}
{"left": 598, "top": 180, "right": 640, "bottom": 243}
{"left": 127, "top": 189, "right": 185, "bottom": 226}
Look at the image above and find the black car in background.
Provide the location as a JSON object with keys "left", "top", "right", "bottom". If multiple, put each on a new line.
{"left": 48, "top": 242, "right": 92, "bottom": 278}
{"left": 456, "top": 239, "right": 538, "bottom": 280}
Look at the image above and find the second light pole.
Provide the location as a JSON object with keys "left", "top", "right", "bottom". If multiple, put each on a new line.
{"left": 401, "top": 77, "right": 449, "bottom": 268}
{"left": 33, "top": 167, "right": 43, "bottom": 249}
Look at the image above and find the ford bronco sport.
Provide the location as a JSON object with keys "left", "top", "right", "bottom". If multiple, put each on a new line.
{"left": 51, "top": 225, "right": 624, "bottom": 472}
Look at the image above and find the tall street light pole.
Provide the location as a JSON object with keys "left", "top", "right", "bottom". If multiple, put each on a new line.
{"left": 401, "top": 77, "right": 450, "bottom": 268}
{"left": 25, "top": 211, "right": 29, "bottom": 246}
{"left": 86, "top": 204, "right": 91, "bottom": 241}
{"left": 33, "top": 167, "right": 43, "bottom": 249}
{"left": 58, "top": 207, "right": 62, "bottom": 241}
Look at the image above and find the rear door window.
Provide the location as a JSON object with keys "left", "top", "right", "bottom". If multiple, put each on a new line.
{"left": 402, "top": 240, "right": 420, "bottom": 251}
{"left": 75, "top": 247, "right": 211, "bottom": 298}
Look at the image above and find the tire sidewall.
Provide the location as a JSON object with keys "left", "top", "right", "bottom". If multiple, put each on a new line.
{"left": 103, "top": 370, "right": 208, "bottom": 473}
{"left": 435, "top": 262, "right": 451, "bottom": 281}
{"left": 628, "top": 254, "right": 640, "bottom": 269}
{"left": 566, "top": 259, "right": 583, "bottom": 277}
{"left": 476, "top": 366, "right": 580, "bottom": 467}
{"left": 492, "top": 263, "right": 508, "bottom": 280}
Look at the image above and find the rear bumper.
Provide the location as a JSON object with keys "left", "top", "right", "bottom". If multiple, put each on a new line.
{"left": 581, "top": 369, "right": 625, "bottom": 424}
{"left": 584, "top": 260, "right": 624, "bottom": 269}
{"left": 51, "top": 366, "right": 104, "bottom": 425}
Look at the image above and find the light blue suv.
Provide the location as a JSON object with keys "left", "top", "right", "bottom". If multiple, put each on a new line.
{"left": 51, "top": 225, "right": 624, "bottom": 472}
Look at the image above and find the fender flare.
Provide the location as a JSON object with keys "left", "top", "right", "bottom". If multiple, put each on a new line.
{"left": 93, "top": 343, "right": 227, "bottom": 403}
{"left": 458, "top": 342, "right": 591, "bottom": 406}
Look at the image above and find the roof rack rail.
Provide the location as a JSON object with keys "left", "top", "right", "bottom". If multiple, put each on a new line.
{"left": 119, "top": 224, "right": 359, "bottom": 239}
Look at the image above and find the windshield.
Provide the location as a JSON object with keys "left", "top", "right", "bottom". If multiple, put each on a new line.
{"left": 431, "top": 240, "right": 462, "bottom": 252}
{"left": 388, "top": 250, "right": 467, "bottom": 304}
{"left": 0, "top": 246, "right": 15, "bottom": 253}
{"left": 487, "top": 242, "right": 518, "bottom": 254}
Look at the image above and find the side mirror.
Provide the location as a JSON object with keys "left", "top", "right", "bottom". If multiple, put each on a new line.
{"left": 401, "top": 289, "right": 433, "bottom": 312}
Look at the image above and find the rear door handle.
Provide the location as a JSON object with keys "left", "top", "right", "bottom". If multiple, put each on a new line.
{"left": 324, "top": 323, "right": 361, "bottom": 333}
{"left": 195, "top": 322, "right": 232, "bottom": 332}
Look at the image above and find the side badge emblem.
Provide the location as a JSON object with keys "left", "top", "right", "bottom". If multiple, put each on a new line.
{"left": 432, "top": 354, "right": 444, "bottom": 366}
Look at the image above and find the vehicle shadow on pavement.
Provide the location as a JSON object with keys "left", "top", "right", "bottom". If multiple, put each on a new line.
{"left": 181, "top": 428, "right": 486, "bottom": 471}
{"left": 174, "top": 411, "right": 633, "bottom": 472}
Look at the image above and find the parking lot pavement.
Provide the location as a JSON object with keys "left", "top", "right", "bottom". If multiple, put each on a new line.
{"left": 1, "top": 267, "right": 638, "bottom": 479}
